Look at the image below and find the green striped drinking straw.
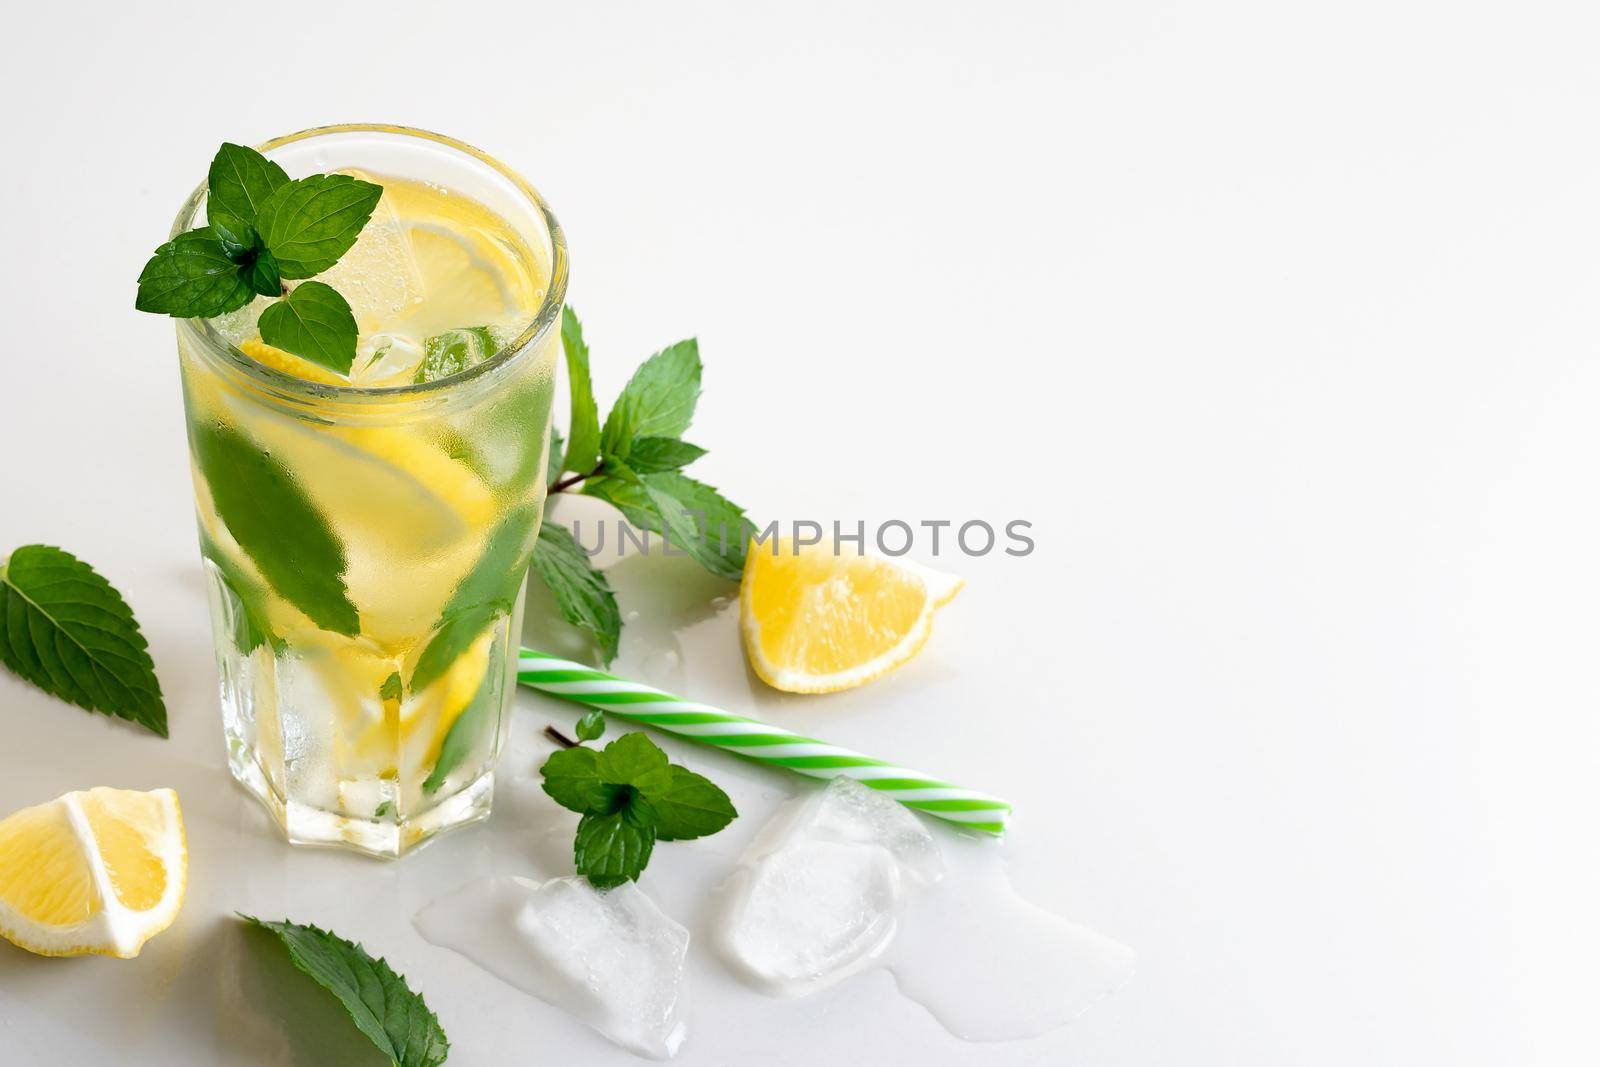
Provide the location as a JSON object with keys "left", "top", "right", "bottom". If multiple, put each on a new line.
{"left": 517, "top": 649, "right": 1012, "bottom": 834}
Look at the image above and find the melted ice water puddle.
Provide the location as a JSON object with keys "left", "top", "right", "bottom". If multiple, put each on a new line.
{"left": 716, "top": 778, "right": 1136, "bottom": 1042}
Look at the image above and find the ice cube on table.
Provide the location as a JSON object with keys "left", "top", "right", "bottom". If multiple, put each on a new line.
{"left": 414, "top": 876, "right": 690, "bottom": 1060}
{"left": 717, "top": 777, "right": 944, "bottom": 996}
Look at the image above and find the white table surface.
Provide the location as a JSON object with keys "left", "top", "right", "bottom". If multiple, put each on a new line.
{"left": 2, "top": 2, "right": 1597, "bottom": 1064}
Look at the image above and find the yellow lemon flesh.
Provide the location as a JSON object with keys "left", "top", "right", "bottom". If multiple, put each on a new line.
{"left": 0, "top": 788, "right": 187, "bottom": 958}
{"left": 740, "top": 539, "right": 963, "bottom": 693}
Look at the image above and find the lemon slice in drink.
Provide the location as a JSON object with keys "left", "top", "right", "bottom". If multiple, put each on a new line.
{"left": 239, "top": 338, "right": 351, "bottom": 386}
{"left": 741, "top": 541, "right": 963, "bottom": 693}
{"left": 0, "top": 788, "right": 187, "bottom": 958}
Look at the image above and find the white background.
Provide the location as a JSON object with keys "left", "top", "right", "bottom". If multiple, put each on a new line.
{"left": 1, "top": 1, "right": 1597, "bottom": 1064}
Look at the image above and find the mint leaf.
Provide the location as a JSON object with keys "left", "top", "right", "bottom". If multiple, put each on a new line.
{"left": 560, "top": 308, "right": 602, "bottom": 474}
{"left": 258, "top": 281, "right": 359, "bottom": 375}
{"left": 380, "top": 672, "right": 403, "bottom": 702}
{"left": 648, "top": 765, "right": 737, "bottom": 841}
{"left": 409, "top": 504, "right": 539, "bottom": 692}
{"left": 240, "top": 916, "right": 449, "bottom": 1067}
{"left": 210, "top": 214, "right": 259, "bottom": 262}
{"left": 198, "top": 533, "right": 275, "bottom": 656}
{"left": 575, "top": 709, "right": 606, "bottom": 742}
{"left": 540, "top": 745, "right": 605, "bottom": 812}
{"left": 626, "top": 437, "right": 706, "bottom": 474}
{"left": 256, "top": 174, "right": 383, "bottom": 280}
{"left": 546, "top": 425, "right": 565, "bottom": 488}
{"left": 0, "top": 546, "right": 167, "bottom": 737}
{"left": 574, "top": 804, "right": 656, "bottom": 889}
{"left": 415, "top": 326, "right": 500, "bottom": 384}
{"left": 422, "top": 667, "right": 496, "bottom": 794}
{"left": 587, "top": 470, "right": 748, "bottom": 580}
{"left": 596, "top": 731, "right": 671, "bottom": 788}
{"left": 245, "top": 249, "right": 282, "bottom": 298}
{"left": 189, "top": 420, "right": 360, "bottom": 636}
{"left": 207, "top": 143, "right": 289, "bottom": 230}
{"left": 529, "top": 522, "right": 621, "bottom": 663}
{"left": 135, "top": 228, "right": 252, "bottom": 318}
{"left": 599, "top": 339, "right": 701, "bottom": 460}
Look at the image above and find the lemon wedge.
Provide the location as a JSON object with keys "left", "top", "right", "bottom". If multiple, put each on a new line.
{"left": 740, "top": 540, "right": 963, "bottom": 693}
{"left": 0, "top": 787, "right": 187, "bottom": 958}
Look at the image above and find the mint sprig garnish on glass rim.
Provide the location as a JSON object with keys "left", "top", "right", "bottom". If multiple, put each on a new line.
{"left": 135, "top": 142, "right": 382, "bottom": 374}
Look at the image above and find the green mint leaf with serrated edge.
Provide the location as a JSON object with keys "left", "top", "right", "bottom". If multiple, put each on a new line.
{"left": 573, "top": 803, "right": 657, "bottom": 889}
{"left": 560, "top": 308, "right": 602, "bottom": 474}
{"left": 245, "top": 249, "right": 282, "bottom": 298}
{"left": 207, "top": 143, "right": 289, "bottom": 230}
{"left": 135, "top": 228, "right": 253, "bottom": 318}
{"left": 423, "top": 668, "right": 496, "bottom": 794}
{"left": 540, "top": 745, "right": 606, "bottom": 812}
{"left": 380, "top": 672, "right": 403, "bottom": 702}
{"left": 255, "top": 173, "right": 383, "bottom": 280}
{"left": 545, "top": 425, "right": 566, "bottom": 488}
{"left": 239, "top": 916, "right": 449, "bottom": 1067}
{"left": 626, "top": 436, "right": 707, "bottom": 474}
{"left": 189, "top": 419, "right": 360, "bottom": 636}
{"left": 599, "top": 338, "right": 701, "bottom": 460}
{"left": 409, "top": 503, "right": 539, "bottom": 693}
{"left": 529, "top": 522, "right": 621, "bottom": 663}
{"left": 596, "top": 731, "right": 671, "bottom": 788}
{"left": 415, "top": 326, "right": 501, "bottom": 384}
{"left": 0, "top": 545, "right": 167, "bottom": 737}
{"left": 587, "top": 470, "right": 749, "bottom": 580}
{"left": 258, "top": 281, "right": 359, "bottom": 374}
{"left": 648, "top": 764, "right": 737, "bottom": 841}
{"left": 575, "top": 709, "right": 606, "bottom": 742}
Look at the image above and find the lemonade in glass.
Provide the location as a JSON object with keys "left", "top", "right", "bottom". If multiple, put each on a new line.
{"left": 171, "top": 126, "right": 566, "bottom": 855}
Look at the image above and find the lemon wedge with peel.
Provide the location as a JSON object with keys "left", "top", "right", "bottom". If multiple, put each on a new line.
{"left": 741, "top": 540, "right": 963, "bottom": 693}
{"left": 0, "top": 788, "right": 187, "bottom": 958}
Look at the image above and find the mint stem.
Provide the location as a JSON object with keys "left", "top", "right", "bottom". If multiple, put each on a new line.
{"left": 544, "top": 725, "right": 578, "bottom": 749}
{"left": 549, "top": 463, "right": 603, "bottom": 495}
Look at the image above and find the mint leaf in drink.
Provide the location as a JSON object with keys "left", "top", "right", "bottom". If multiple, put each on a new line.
{"left": 646, "top": 765, "right": 736, "bottom": 841}
{"left": 626, "top": 436, "right": 706, "bottom": 474}
{"left": 415, "top": 326, "right": 501, "bottom": 384}
{"left": 255, "top": 173, "right": 384, "bottom": 280}
{"left": 560, "top": 308, "right": 602, "bottom": 474}
{"left": 207, "top": 143, "right": 289, "bottom": 231}
{"left": 244, "top": 249, "right": 282, "bottom": 298}
{"left": 135, "top": 228, "right": 253, "bottom": 318}
{"left": 422, "top": 671, "right": 496, "bottom": 795}
{"left": 189, "top": 420, "right": 360, "bottom": 636}
{"left": 198, "top": 532, "right": 276, "bottom": 656}
{"left": 410, "top": 504, "right": 539, "bottom": 693}
{"left": 529, "top": 522, "right": 621, "bottom": 664}
{"left": 240, "top": 916, "right": 449, "bottom": 1067}
{"left": 573, "top": 804, "right": 657, "bottom": 889}
{"left": 0, "top": 546, "right": 167, "bottom": 737}
{"left": 575, "top": 709, "right": 606, "bottom": 742}
{"left": 599, "top": 338, "right": 701, "bottom": 459}
{"left": 380, "top": 672, "right": 403, "bottom": 702}
{"left": 258, "top": 281, "right": 359, "bottom": 374}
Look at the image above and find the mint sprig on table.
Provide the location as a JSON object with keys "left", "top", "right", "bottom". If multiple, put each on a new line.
{"left": 530, "top": 307, "right": 753, "bottom": 663}
{"left": 0, "top": 545, "right": 167, "bottom": 737}
{"left": 241, "top": 915, "right": 449, "bottom": 1067}
{"left": 136, "top": 142, "right": 381, "bottom": 374}
{"left": 541, "top": 724, "right": 737, "bottom": 888}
